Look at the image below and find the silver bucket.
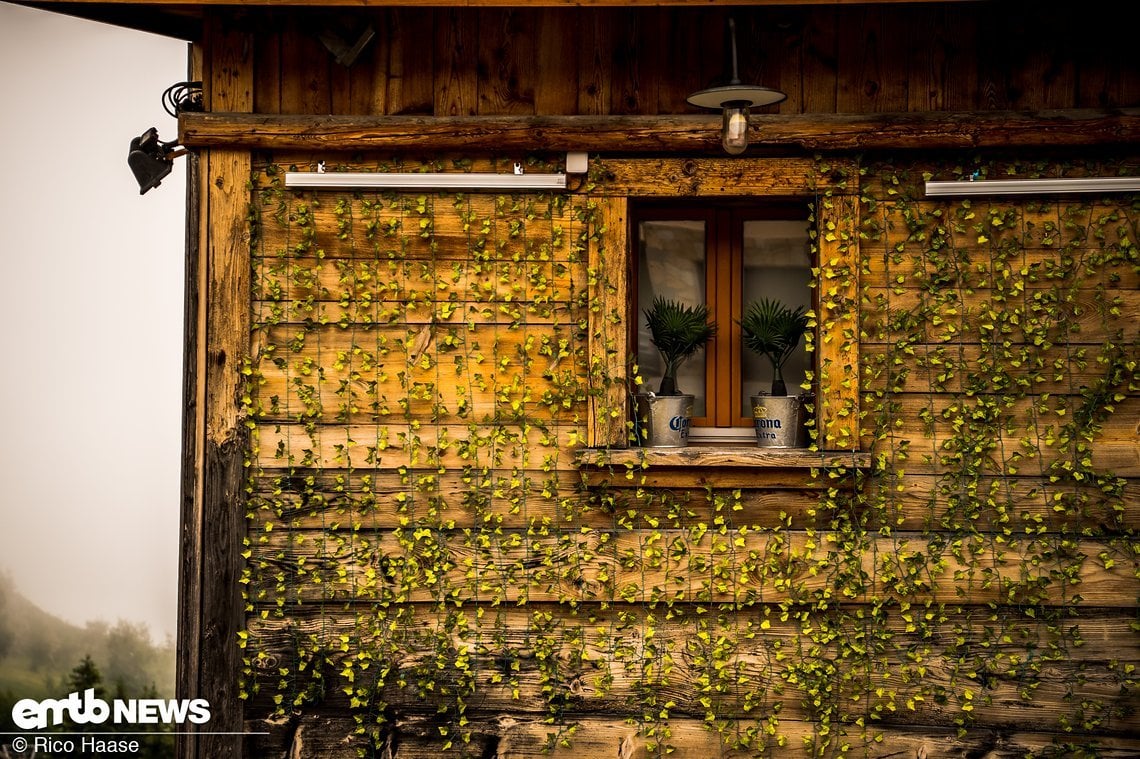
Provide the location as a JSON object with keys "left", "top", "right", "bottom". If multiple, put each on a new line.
{"left": 634, "top": 393, "right": 694, "bottom": 447}
{"left": 750, "top": 395, "right": 806, "bottom": 448}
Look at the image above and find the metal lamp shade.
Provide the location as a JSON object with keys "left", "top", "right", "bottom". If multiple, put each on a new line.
{"left": 685, "top": 18, "right": 787, "bottom": 154}
{"left": 686, "top": 84, "right": 786, "bottom": 110}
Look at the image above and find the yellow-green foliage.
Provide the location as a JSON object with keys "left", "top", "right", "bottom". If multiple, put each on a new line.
{"left": 239, "top": 157, "right": 1140, "bottom": 758}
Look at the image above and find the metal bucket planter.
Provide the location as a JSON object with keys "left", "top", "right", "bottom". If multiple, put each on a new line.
{"left": 750, "top": 394, "right": 807, "bottom": 448}
{"left": 634, "top": 393, "right": 694, "bottom": 447}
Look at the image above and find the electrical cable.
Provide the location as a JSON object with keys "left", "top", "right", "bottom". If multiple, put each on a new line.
{"left": 161, "top": 81, "right": 204, "bottom": 118}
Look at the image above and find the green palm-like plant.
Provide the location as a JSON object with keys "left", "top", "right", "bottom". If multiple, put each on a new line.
{"left": 740, "top": 298, "right": 809, "bottom": 396}
{"left": 644, "top": 296, "right": 717, "bottom": 396}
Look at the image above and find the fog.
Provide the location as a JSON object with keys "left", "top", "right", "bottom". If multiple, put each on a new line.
{"left": 0, "top": 2, "right": 187, "bottom": 641}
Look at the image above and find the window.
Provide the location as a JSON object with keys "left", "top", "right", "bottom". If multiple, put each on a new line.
{"left": 583, "top": 158, "right": 860, "bottom": 453}
{"left": 634, "top": 203, "right": 813, "bottom": 438}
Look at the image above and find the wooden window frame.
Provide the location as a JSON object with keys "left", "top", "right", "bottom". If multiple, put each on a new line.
{"left": 586, "top": 157, "right": 860, "bottom": 452}
{"left": 632, "top": 202, "right": 814, "bottom": 430}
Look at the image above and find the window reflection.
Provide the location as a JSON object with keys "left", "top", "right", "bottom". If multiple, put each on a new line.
{"left": 637, "top": 220, "right": 707, "bottom": 415}
{"left": 741, "top": 219, "right": 812, "bottom": 413}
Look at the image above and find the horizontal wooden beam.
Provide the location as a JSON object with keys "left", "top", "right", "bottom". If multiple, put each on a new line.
{"left": 246, "top": 712, "right": 1139, "bottom": 759}
{"left": 26, "top": 0, "right": 983, "bottom": 7}
{"left": 179, "top": 109, "right": 1140, "bottom": 153}
{"left": 578, "top": 446, "right": 872, "bottom": 469}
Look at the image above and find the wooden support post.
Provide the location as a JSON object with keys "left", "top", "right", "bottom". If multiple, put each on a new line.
{"left": 178, "top": 12, "right": 252, "bottom": 759}
{"left": 176, "top": 37, "right": 207, "bottom": 759}
{"left": 815, "top": 193, "right": 860, "bottom": 451}
{"left": 587, "top": 197, "right": 629, "bottom": 448}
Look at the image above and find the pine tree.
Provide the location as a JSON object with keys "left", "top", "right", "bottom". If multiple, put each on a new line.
{"left": 66, "top": 654, "right": 106, "bottom": 699}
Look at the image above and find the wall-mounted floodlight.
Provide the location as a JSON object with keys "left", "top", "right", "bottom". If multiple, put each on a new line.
{"left": 127, "top": 127, "right": 187, "bottom": 195}
{"left": 925, "top": 177, "right": 1140, "bottom": 197}
{"left": 285, "top": 167, "right": 567, "bottom": 191}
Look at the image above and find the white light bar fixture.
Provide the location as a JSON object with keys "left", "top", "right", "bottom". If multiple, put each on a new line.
{"left": 925, "top": 177, "right": 1140, "bottom": 197}
{"left": 285, "top": 171, "right": 567, "bottom": 191}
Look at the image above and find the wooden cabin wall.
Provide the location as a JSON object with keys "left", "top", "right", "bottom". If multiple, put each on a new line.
{"left": 184, "top": 4, "right": 1140, "bottom": 758}
{"left": 235, "top": 151, "right": 1140, "bottom": 759}
{"left": 244, "top": 3, "right": 1140, "bottom": 118}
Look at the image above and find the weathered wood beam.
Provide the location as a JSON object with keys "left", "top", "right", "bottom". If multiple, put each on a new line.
{"left": 587, "top": 197, "right": 629, "bottom": 448}
{"left": 180, "top": 109, "right": 1140, "bottom": 153}
{"left": 25, "top": 0, "right": 985, "bottom": 7}
{"left": 179, "top": 14, "right": 251, "bottom": 759}
{"left": 245, "top": 712, "right": 1140, "bottom": 759}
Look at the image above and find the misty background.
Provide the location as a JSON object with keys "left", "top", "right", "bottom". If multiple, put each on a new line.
{"left": 0, "top": 0, "right": 188, "bottom": 706}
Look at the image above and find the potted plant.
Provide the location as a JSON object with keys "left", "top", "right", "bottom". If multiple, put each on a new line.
{"left": 739, "top": 298, "right": 810, "bottom": 447}
{"left": 634, "top": 296, "right": 716, "bottom": 447}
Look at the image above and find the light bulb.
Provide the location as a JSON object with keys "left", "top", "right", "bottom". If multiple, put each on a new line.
{"left": 721, "top": 105, "right": 749, "bottom": 155}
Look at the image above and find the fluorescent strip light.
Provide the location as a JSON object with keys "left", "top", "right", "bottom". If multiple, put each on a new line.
{"left": 925, "top": 177, "right": 1140, "bottom": 197}
{"left": 284, "top": 171, "right": 567, "bottom": 191}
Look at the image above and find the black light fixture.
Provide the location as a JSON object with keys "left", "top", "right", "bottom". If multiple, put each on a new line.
{"left": 686, "top": 18, "right": 786, "bottom": 155}
{"left": 127, "top": 127, "right": 186, "bottom": 195}
{"left": 127, "top": 81, "right": 200, "bottom": 195}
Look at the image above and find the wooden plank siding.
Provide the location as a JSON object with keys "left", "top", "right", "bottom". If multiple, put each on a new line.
{"left": 221, "top": 5, "right": 1140, "bottom": 118}
{"left": 159, "top": 3, "right": 1140, "bottom": 758}
{"left": 239, "top": 153, "right": 1140, "bottom": 757}
{"left": 239, "top": 606, "right": 1140, "bottom": 725}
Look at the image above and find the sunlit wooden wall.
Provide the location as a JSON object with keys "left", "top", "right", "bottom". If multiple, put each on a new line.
{"left": 178, "top": 4, "right": 1140, "bottom": 758}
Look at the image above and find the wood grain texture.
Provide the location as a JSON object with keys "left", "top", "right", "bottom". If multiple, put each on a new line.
{"left": 251, "top": 15, "right": 281, "bottom": 114}
{"left": 435, "top": 8, "right": 478, "bottom": 117}
{"left": 588, "top": 156, "right": 851, "bottom": 196}
{"left": 578, "top": 446, "right": 871, "bottom": 470}
{"left": 243, "top": 710, "right": 1140, "bottom": 759}
{"left": 816, "top": 193, "right": 860, "bottom": 451}
{"left": 253, "top": 255, "right": 579, "bottom": 303}
{"left": 800, "top": 5, "right": 838, "bottom": 113}
{"left": 29, "top": 2, "right": 1140, "bottom": 120}
{"left": 246, "top": 526, "right": 1140, "bottom": 608}
{"left": 534, "top": 9, "right": 578, "bottom": 115}
{"left": 239, "top": 604, "right": 1140, "bottom": 729}
{"left": 575, "top": 8, "right": 612, "bottom": 116}
{"left": 175, "top": 42, "right": 206, "bottom": 759}
{"left": 477, "top": 8, "right": 535, "bottom": 116}
{"left": 180, "top": 109, "right": 1140, "bottom": 152}
{"left": 174, "top": 6, "right": 1140, "bottom": 750}
{"left": 861, "top": 287, "right": 1140, "bottom": 347}
{"left": 865, "top": 395, "right": 1140, "bottom": 477}
{"left": 385, "top": 7, "right": 435, "bottom": 115}
{"left": 188, "top": 14, "right": 253, "bottom": 759}
{"left": 608, "top": 8, "right": 658, "bottom": 116}
{"left": 255, "top": 422, "right": 583, "bottom": 471}
{"left": 248, "top": 470, "right": 1140, "bottom": 532}
{"left": 246, "top": 712, "right": 1139, "bottom": 759}
{"left": 861, "top": 342, "right": 1140, "bottom": 396}
{"left": 280, "top": 13, "right": 330, "bottom": 115}
{"left": 27, "top": 0, "right": 990, "bottom": 5}
{"left": 587, "top": 197, "right": 628, "bottom": 448}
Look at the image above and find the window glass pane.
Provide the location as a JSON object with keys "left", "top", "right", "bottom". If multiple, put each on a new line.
{"left": 741, "top": 219, "right": 812, "bottom": 413}
{"left": 638, "top": 220, "right": 707, "bottom": 416}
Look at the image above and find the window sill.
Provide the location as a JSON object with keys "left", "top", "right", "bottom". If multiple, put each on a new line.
{"left": 576, "top": 446, "right": 873, "bottom": 471}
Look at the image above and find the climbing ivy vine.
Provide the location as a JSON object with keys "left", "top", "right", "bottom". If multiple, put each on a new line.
{"left": 237, "top": 154, "right": 1139, "bottom": 758}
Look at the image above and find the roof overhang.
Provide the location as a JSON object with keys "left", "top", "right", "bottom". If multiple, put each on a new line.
{"left": 16, "top": 1, "right": 202, "bottom": 39}
{"left": 14, "top": 0, "right": 983, "bottom": 41}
